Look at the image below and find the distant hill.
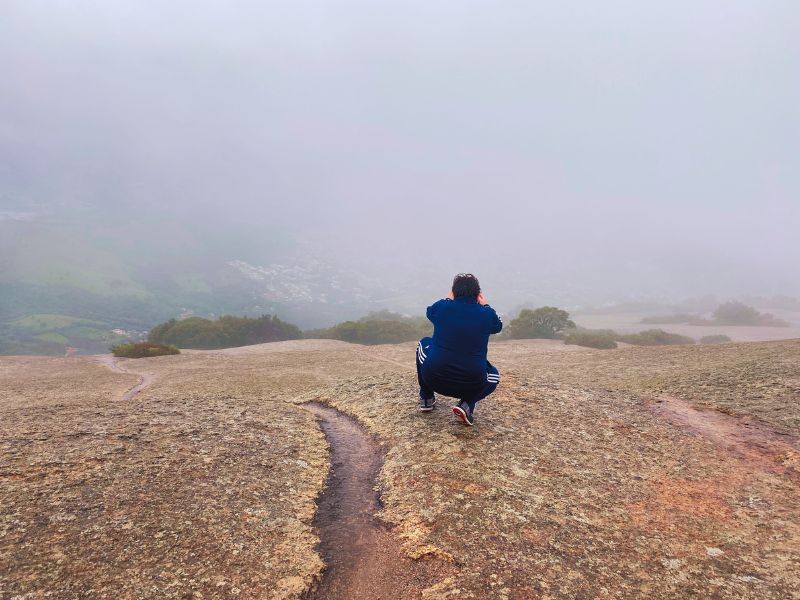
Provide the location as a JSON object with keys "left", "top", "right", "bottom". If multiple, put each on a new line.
{"left": 4, "top": 209, "right": 800, "bottom": 355}
{"left": 0, "top": 212, "right": 420, "bottom": 354}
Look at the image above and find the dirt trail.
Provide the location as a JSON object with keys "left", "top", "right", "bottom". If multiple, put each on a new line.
{"left": 651, "top": 396, "right": 800, "bottom": 477}
{"left": 94, "top": 355, "right": 155, "bottom": 401}
{"left": 303, "top": 402, "right": 447, "bottom": 599}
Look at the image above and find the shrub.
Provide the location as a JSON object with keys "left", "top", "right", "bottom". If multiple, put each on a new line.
{"left": 503, "top": 307, "right": 575, "bottom": 339}
{"left": 713, "top": 302, "right": 760, "bottom": 325}
{"left": 563, "top": 330, "right": 618, "bottom": 349}
{"left": 111, "top": 342, "right": 180, "bottom": 358}
{"left": 148, "top": 314, "right": 302, "bottom": 349}
{"left": 619, "top": 329, "right": 695, "bottom": 346}
{"left": 309, "top": 316, "right": 432, "bottom": 345}
{"left": 700, "top": 334, "right": 732, "bottom": 344}
{"left": 712, "top": 301, "right": 789, "bottom": 327}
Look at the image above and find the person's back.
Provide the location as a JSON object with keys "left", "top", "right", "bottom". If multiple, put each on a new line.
{"left": 424, "top": 295, "right": 501, "bottom": 385}
{"left": 415, "top": 273, "right": 502, "bottom": 426}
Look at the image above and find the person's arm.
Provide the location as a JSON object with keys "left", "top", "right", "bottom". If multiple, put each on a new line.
{"left": 484, "top": 304, "right": 503, "bottom": 334}
{"left": 426, "top": 298, "right": 448, "bottom": 324}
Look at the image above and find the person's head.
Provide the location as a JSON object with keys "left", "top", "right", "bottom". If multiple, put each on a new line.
{"left": 452, "top": 273, "right": 481, "bottom": 299}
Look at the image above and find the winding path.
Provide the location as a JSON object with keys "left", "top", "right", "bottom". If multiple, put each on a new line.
{"left": 94, "top": 355, "right": 155, "bottom": 401}
{"left": 93, "top": 353, "right": 442, "bottom": 597}
{"left": 302, "top": 402, "right": 447, "bottom": 599}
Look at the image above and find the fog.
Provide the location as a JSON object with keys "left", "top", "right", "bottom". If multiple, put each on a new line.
{"left": 2, "top": 0, "right": 799, "bottom": 313}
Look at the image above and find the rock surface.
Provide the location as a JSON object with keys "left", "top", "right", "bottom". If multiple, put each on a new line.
{"left": 1, "top": 338, "right": 798, "bottom": 598}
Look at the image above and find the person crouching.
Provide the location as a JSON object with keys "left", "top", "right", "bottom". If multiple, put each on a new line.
{"left": 416, "top": 273, "right": 502, "bottom": 426}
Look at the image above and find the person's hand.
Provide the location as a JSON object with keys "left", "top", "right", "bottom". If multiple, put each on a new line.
{"left": 477, "top": 293, "right": 488, "bottom": 305}
{"left": 447, "top": 290, "right": 454, "bottom": 300}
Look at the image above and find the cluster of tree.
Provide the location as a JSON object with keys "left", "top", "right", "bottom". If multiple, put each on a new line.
{"left": 502, "top": 307, "right": 700, "bottom": 349}
{"left": 148, "top": 314, "right": 301, "bottom": 349}
{"left": 502, "top": 307, "right": 575, "bottom": 339}
{"left": 306, "top": 311, "right": 432, "bottom": 345}
{"left": 712, "top": 301, "right": 789, "bottom": 326}
{"left": 641, "top": 301, "right": 789, "bottom": 327}
{"left": 111, "top": 342, "right": 180, "bottom": 358}
{"left": 563, "top": 329, "right": 619, "bottom": 349}
{"left": 503, "top": 307, "right": 617, "bottom": 348}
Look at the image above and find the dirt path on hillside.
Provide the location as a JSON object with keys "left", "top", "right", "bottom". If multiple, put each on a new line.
{"left": 650, "top": 396, "right": 800, "bottom": 478}
{"left": 94, "top": 355, "right": 155, "bottom": 401}
{"left": 302, "top": 402, "right": 450, "bottom": 599}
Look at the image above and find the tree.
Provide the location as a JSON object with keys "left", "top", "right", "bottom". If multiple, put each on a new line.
{"left": 712, "top": 301, "right": 789, "bottom": 327}
{"left": 147, "top": 314, "right": 301, "bottom": 349}
{"left": 504, "top": 307, "right": 575, "bottom": 339}
{"left": 712, "top": 301, "right": 761, "bottom": 325}
{"left": 311, "top": 318, "right": 432, "bottom": 345}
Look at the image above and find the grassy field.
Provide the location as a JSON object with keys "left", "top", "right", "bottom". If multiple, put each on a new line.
{"left": 1, "top": 338, "right": 798, "bottom": 598}
{"left": 10, "top": 314, "right": 95, "bottom": 331}
{"left": 1, "top": 313, "right": 129, "bottom": 356}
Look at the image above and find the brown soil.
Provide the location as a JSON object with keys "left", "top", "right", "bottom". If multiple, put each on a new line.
{"left": 650, "top": 396, "right": 800, "bottom": 478}
{"left": 302, "top": 402, "right": 449, "bottom": 599}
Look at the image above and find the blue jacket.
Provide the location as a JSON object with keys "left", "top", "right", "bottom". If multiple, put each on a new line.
{"left": 423, "top": 297, "right": 502, "bottom": 385}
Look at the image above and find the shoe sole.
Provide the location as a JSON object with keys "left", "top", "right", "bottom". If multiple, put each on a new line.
{"left": 452, "top": 405, "right": 474, "bottom": 426}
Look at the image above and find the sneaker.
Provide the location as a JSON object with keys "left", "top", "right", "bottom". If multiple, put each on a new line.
{"left": 419, "top": 394, "right": 436, "bottom": 412}
{"left": 452, "top": 401, "right": 474, "bottom": 426}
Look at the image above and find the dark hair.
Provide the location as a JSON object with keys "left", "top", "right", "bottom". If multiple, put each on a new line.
{"left": 452, "top": 273, "right": 481, "bottom": 299}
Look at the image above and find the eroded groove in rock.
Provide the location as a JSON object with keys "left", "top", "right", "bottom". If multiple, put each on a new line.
{"left": 94, "top": 356, "right": 154, "bottom": 401}
{"left": 302, "top": 401, "right": 447, "bottom": 599}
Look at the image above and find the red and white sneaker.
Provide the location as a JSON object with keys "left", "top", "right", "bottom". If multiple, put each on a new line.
{"left": 452, "top": 401, "right": 475, "bottom": 426}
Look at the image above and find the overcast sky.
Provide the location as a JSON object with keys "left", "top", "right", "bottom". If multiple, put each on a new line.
{"left": 2, "top": 1, "right": 798, "bottom": 299}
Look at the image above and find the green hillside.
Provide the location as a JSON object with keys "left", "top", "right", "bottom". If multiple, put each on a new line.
{"left": 0, "top": 216, "right": 269, "bottom": 354}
